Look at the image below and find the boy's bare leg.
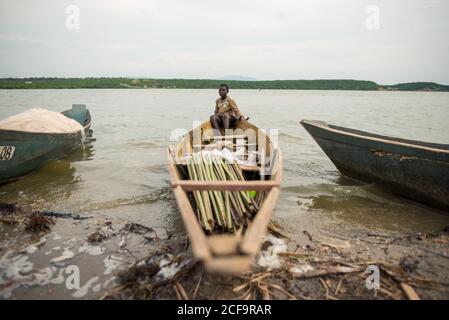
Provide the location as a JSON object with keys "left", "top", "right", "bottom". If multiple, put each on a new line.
{"left": 222, "top": 114, "right": 231, "bottom": 130}
{"left": 210, "top": 115, "right": 222, "bottom": 136}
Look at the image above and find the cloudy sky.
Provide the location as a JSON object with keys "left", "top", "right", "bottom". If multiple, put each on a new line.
{"left": 1, "top": 0, "right": 448, "bottom": 84}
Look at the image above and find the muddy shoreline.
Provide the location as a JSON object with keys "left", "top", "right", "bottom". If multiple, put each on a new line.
{"left": 1, "top": 202, "right": 448, "bottom": 300}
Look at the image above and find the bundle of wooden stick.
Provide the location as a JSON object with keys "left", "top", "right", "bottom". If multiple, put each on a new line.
{"left": 180, "top": 152, "right": 264, "bottom": 233}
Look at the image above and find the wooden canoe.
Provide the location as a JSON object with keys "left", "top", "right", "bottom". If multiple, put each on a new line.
{"left": 0, "top": 104, "right": 92, "bottom": 183}
{"left": 168, "top": 119, "right": 283, "bottom": 273}
{"left": 300, "top": 119, "right": 449, "bottom": 212}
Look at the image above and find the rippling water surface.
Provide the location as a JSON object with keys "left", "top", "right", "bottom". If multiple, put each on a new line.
{"left": 1, "top": 89, "right": 449, "bottom": 298}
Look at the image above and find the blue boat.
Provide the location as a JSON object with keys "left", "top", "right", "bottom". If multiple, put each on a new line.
{"left": 0, "top": 104, "right": 92, "bottom": 183}
{"left": 300, "top": 120, "right": 449, "bottom": 212}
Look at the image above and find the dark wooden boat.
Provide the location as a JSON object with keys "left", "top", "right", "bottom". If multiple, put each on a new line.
{"left": 0, "top": 104, "right": 92, "bottom": 183}
{"left": 168, "top": 119, "right": 282, "bottom": 273}
{"left": 300, "top": 119, "right": 449, "bottom": 212}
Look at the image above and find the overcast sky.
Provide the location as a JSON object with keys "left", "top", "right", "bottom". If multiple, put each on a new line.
{"left": 1, "top": 0, "right": 448, "bottom": 84}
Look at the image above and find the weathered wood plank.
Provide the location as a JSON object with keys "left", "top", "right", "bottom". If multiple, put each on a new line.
{"left": 203, "top": 134, "right": 248, "bottom": 141}
{"left": 172, "top": 186, "right": 211, "bottom": 260}
{"left": 174, "top": 180, "right": 278, "bottom": 191}
{"left": 205, "top": 256, "right": 252, "bottom": 274}
{"left": 208, "top": 234, "right": 240, "bottom": 256}
{"left": 240, "top": 187, "right": 280, "bottom": 256}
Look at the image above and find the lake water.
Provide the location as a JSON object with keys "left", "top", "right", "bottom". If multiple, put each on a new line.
{"left": 1, "top": 89, "right": 449, "bottom": 299}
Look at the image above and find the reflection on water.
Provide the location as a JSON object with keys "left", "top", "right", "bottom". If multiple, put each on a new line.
{"left": 68, "top": 134, "right": 95, "bottom": 162}
{"left": 305, "top": 185, "right": 449, "bottom": 233}
{"left": 0, "top": 134, "right": 95, "bottom": 207}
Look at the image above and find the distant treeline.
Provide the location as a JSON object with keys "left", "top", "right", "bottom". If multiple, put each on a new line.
{"left": 0, "top": 78, "right": 448, "bottom": 91}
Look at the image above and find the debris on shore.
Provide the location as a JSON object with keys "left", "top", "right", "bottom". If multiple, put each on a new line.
{"left": 25, "top": 213, "right": 55, "bottom": 232}
{"left": 101, "top": 225, "right": 449, "bottom": 300}
{"left": 0, "top": 202, "right": 93, "bottom": 233}
{"left": 2, "top": 202, "right": 449, "bottom": 300}
{"left": 1, "top": 203, "right": 54, "bottom": 232}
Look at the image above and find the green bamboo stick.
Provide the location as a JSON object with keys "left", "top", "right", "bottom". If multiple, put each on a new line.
{"left": 200, "top": 154, "right": 224, "bottom": 228}
{"left": 193, "top": 154, "right": 215, "bottom": 228}
{"left": 211, "top": 154, "right": 243, "bottom": 231}
{"left": 187, "top": 158, "right": 211, "bottom": 231}
{"left": 181, "top": 151, "right": 261, "bottom": 233}
{"left": 190, "top": 159, "right": 212, "bottom": 231}
{"left": 225, "top": 191, "right": 233, "bottom": 229}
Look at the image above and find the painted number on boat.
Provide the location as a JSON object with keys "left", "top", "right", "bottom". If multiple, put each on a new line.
{"left": 0, "top": 146, "right": 15, "bottom": 160}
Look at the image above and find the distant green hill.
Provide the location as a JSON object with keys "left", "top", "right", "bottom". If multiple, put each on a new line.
{"left": 380, "top": 82, "right": 449, "bottom": 92}
{"left": 0, "top": 77, "right": 448, "bottom": 91}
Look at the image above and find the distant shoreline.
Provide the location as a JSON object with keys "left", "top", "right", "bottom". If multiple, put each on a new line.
{"left": 1, "top": 78, "right": 448, "bottom": 92}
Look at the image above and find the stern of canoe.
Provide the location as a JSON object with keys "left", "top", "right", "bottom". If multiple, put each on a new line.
{"left": 0, "top": 130, "right": 84, "bottom": 183}
{"left": 0, "top": 104, "right": 92, "bottom": 183}
{"left": 62, "top": 104, "right": 92, "bottom": 132}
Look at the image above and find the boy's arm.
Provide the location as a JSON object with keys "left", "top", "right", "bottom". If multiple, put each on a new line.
{"left": 230, "top": 99, "right": 243, "bottom": 119}
{"left": 214, "top": 99, "right": 219, "bottom": 115}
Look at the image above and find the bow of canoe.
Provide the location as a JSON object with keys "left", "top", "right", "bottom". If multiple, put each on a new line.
{"left": 300, "top": 119, "right": 449, "bottom": 212}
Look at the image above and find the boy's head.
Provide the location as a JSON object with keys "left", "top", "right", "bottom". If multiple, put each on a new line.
{"left": 218, "top": 83, "right": 229, "bottom": 98}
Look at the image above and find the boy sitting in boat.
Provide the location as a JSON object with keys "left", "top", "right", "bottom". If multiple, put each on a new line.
{"left": 210, "top": 84, "right": 245, "bottom": 132}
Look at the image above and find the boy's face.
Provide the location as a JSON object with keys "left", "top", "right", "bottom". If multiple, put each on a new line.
{"left": 219, "top": 86, "right": 228, "bottom": 98}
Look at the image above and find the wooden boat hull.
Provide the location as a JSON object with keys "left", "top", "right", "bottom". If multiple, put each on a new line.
{"left": 0, "top": 104, "right": 92, "bottom": 183}
{"left": 168, "top": 119, "right": 282, "bottom": 273}
{"left": 300, "top": 119, "right": 449, "bottom": 212}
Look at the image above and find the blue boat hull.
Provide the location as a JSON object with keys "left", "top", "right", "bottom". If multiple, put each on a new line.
{"left": 0, "top": 104, "right": 92, "bottom": 183}
{"left": 300, "top": 120, "right": 449, "bottom": 212}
